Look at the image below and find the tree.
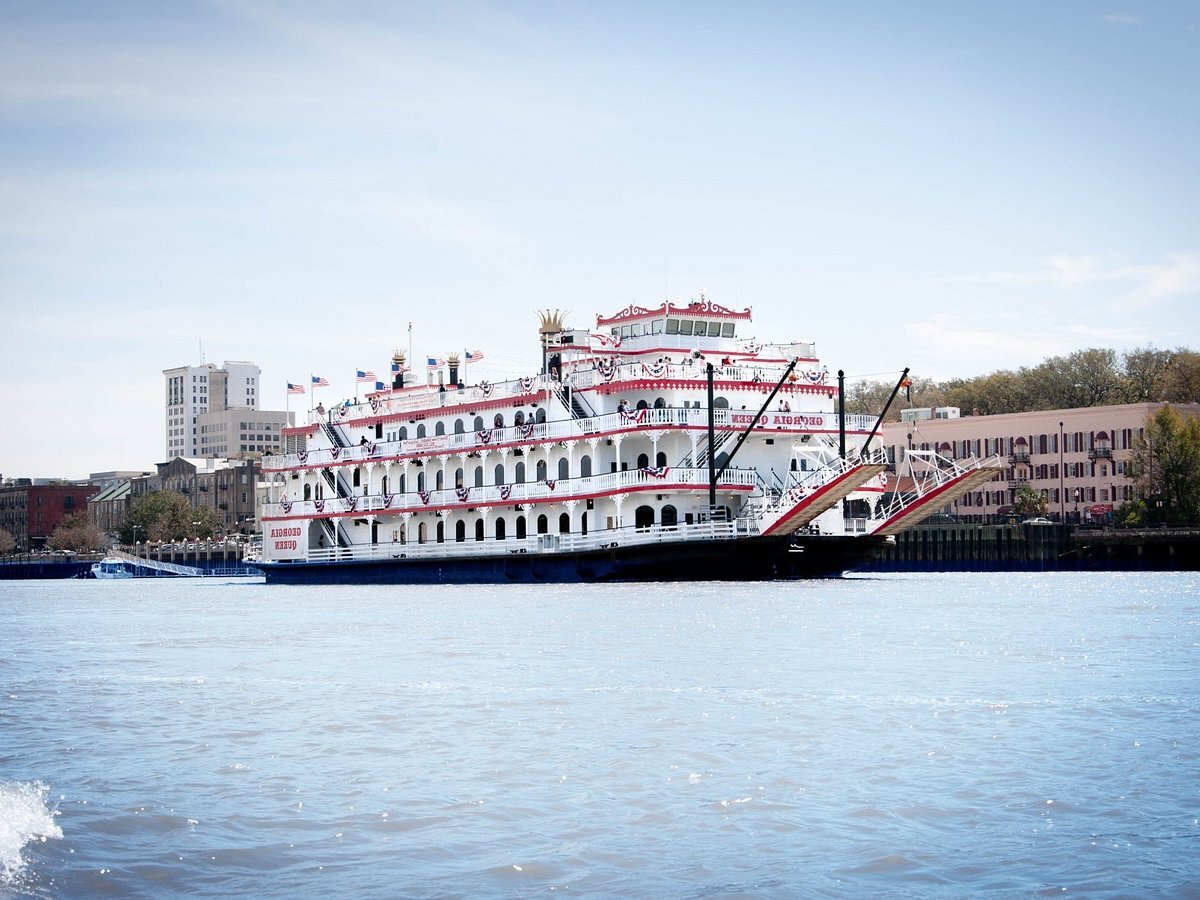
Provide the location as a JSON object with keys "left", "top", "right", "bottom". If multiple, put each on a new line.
{"left": 1120, "top": 347, "right": 1175, "bottom": 402}
{"left": 1127, "top": 405, "right": 1200, "bottom": 525}
{"left": 120, "top": 491, "right": 224, "bottom": 544}
{"left": 0, "top": 529, "right": 16, "bottom": 554}
{"left": 1012, "top": 485, "right": 1049, "bottom": 518}
{"left": 48, "top": 514, "right": 108, "bottom": 552}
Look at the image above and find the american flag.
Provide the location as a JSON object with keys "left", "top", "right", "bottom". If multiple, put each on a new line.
{"left": 356, "top": 369, "right": 376, "bottom": 382}
{"left": 286, "top": 383, "right": 305, "bottom": 395}
{"left": 465, "top": 349, "right": 485, "bottom": 363}
{"left": 311, "top": 375, "right": 329, "bottom": 387}
{"left": 391, "top": 361, "right": 411, "bottom": 374}
{"left": 426, "top": 357, "right": 444, "bottom": 369}
{"left": 374, "top": 381, "right": 386, "bottom": 391}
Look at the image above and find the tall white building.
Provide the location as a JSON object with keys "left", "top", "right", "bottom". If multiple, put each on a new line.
{"left": 163, "top": 361, "right": 262, "bottom": 459}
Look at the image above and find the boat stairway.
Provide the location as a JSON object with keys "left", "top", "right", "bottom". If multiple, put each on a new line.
{"left": 866, "top": 452, "right": 1004, "bottom": 536}
{"left": 744, "top": 453, "right": 889, "bottom": 537}
{"left": 107, "top": 549, "right": 204, "bottom": 577}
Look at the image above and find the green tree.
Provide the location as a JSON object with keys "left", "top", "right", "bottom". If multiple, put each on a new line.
{"left": 1012, "top": 485, "right": 1049, "bottom": 518}
{"left": 120, "top": 491, "right": 223, "bottom": 544}
{"left": 1120, "top": 347, "right": 1175, "bottom": 402}
{"left": 1128, "top": 405, "right": 1200, "bottom": 524}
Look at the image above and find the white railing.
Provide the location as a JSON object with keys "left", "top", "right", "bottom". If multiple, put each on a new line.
{"left": 263, "top": 406, "right": 877, "bottom": 472}
{"left": 870, "top": 450, "right": 1003, "bottom": 525}
{"left": 268, "top": 518, "right": 744, "bottom": 565}
{"left": 263, "top": 466, "right": 758, "bottom": 520}
{"left": 743, "top": 449, "right": 887, "bottom": 535}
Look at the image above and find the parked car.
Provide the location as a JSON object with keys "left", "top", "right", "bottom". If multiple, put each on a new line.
{"left": 1024, "top": 517, "right": 1054, "bottom": 525}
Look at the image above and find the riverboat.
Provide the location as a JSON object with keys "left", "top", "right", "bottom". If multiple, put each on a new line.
{"left": 257, "top": 296, "right": 1001, "bottom": 584}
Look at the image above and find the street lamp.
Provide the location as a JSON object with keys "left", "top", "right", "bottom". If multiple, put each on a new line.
{"left": 1058, "top": 421, "right": 1065, "bottom": 522}
{"left": 1074, "top": 488, "right": 1081, "bottom": 524}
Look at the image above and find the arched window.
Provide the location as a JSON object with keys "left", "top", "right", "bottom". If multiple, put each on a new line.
{"left": 493, "top": 413, "right": 505, "bottom": 428}
{"left": 654, "top": 397, "right": 667, "bottom": 409}
{"left": 416, "top": 423, "right": 426, "bottom": 438}
{"left": 514, "top": 410, "right": 525, "bottom": 426}
{"left": 515, "top": 461, "right": 526, "bottom": 483}
{"left": 418, "top": 521, "right": 427, "bottom": 544}
{"left": 558, "top": 458, "right": 569, "bottom": 480}
{"left": 303, "top": 483, "right": 311, "bottom": 500}
{"left": 656, "top": 451, "right": 667, "bottom": 467}
{"left": 474, "top": 466, "right": 484, "bottom": 488}
{"left": 399, "top": 426, "right": 408, "bottom": 440}
{"left": 580, "top": 455, "right": 592, "bottom": 477}
{"left": 352, "top": 467, "right": 361, "bottom": 487}
{"left": 456, "top": 520, "right": 466, "bottom": 542}
{"left": 536, "top": 459, "right": 547, "bottom": 481}
{"left": 535, "top": 408, "right": 546, "bottom": 424}
{"left": 558, "top": 512, "right": 571, "bottom": 533}
{"left": 398, "top": 473, "right": 407, "bottom": 493}
{"left": 662, "top": 505, "right": 678, "bottom": 527}
{"left": 495, "top": 518, "right": 506, "bottom": 540}
{"left": 473, "top": 416, "right": 484, "bottom": 432}
{"left": 455, "top": 467, "right": 464, "bottom": 488}
{"left": 537, "top": 514, "right": 549, "bottom": 534}
{"left": 637, "top": 453, "right": 649, "bottom": 468}
{"left": 516, "top": 516, "right": 527, "bottom": 538}
{"left": 454, "top": 419, "right": 465, "bottom": 434}
{"left": 635, "top": 505, "right": 655, "bottom": 529}
{"left": 475, "top": 519, "right": 485, "bottom": 541}
{"left": 436, "top": 520, "right": 445, "bottom": 543}
{"left": 714, "top": 451, "right": 730, "bottom": 471}
{"left": 494, "top": 463, "right": 505, "bottom": 485}
{"left": 435, "top": 421, "right": 445, "bottom": 436}
{"left": 636, "top": 399, "right": 649, "bottom": 410}
{"left": 381, "top": 475, "right": 389, "bottom": 494}
{"left": 417, "top": 471, "right": 426, "bottom": 492}
{"left": 435, "top": 470, "right": 444, "bottom": 490}
{"left": 714, "top": 397, "right": 729, "bottom": 409}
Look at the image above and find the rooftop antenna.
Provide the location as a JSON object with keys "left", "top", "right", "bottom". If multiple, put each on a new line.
{"left": 199, "top": 339, "right": 205, "bottom": 364}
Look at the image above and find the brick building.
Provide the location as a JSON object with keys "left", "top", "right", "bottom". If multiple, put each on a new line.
{"left": 0, "top": 483, "right": 100, "bottom": 550}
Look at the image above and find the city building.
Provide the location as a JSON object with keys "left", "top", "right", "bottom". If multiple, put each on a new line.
{"left": 0, "top": 482, "right": 100, "bottom": 550}
{"left": 880, "top": 402, "right": 1200, "bottom": 523}
{"left": 163, "top": 360, "right": 292, "bottom": 460}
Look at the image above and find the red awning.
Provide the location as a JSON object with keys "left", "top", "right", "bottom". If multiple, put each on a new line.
{"left": 1089, "top": 504, "right": 1113, "bottom": 515}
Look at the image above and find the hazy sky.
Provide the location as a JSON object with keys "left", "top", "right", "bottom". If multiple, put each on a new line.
{"left": 2, "top": 1, "right": 1197, "bottom": 480}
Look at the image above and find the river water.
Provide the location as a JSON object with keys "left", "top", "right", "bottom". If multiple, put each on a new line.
{"left": 1, "top": 573, "right": 1197, "bottom": 898}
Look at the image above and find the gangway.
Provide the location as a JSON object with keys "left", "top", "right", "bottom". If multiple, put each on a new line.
{"left": 109, "top": 549, "right": 205, "bottom": 577}
{"left": 866, "top": 450, "right": 1004, "bottom": 536}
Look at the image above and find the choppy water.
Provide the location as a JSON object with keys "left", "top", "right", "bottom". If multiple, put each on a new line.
{"left": 1, "top": 573, "right": 1197, "bottom": 898}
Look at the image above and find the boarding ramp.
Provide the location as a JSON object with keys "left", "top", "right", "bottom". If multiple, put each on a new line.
{"left": 745, "top": 451, "right": 889, "bottom": 537}
{"left": 109, "top": 549, "right": 204, "bottom": 577}
{"left": 867, "top": 451, "right": 1004, "bottom": 536}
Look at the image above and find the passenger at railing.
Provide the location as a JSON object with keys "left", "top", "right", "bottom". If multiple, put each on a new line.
{"left": 316, "top": 402, "right": 326, "bottom": 417}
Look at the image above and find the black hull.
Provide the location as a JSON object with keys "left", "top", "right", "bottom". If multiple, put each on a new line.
{"left": 257, "top": 534, "right": 887, "bottom": 585}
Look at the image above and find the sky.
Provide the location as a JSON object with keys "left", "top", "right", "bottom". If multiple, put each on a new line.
{"left": 1, "top": 1, "right": 1197, "bottom": 480}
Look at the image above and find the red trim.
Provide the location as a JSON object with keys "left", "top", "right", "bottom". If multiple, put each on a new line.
{"left": 262, "top": 480, "right": 753, "bottom": 523}
{"left": 596, "top": 299, "right": 753, "bottom": 327}
{"left": 761, "top": 468, "right": 863, "bottom": 537}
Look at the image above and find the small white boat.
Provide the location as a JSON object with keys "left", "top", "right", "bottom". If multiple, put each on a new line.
{"left": 91, "top": 557, "right": 133, "bottom": 579}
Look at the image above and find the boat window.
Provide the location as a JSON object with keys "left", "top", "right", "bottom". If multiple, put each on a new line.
{"left": 637, "top": 453, "right": 650, "bottom": 468}
{"left": 536, "top": 460, "right": 547, "bottom": 480}
{"left": 722, "top": 322, "right": 735, "bottom": 337}
{"left": 454, "top": 419, "right": 464, "bottom": 434}
{"left": 620, "top": 324, "right": 632, "bottom": 339}
{"left": 516, "top": 516, "right": 527, "bottom": 539}
{"left": 535, "top": 408, "right": 546, "bottom": 424}
{"left": 580, "top": 455, "right": 592, "bottom": 477}
{"left": 709, "top": 321, "right": 722, "bottom": 336}
{"left": 436, "top": 470, "right": 444, "bottom": 490}
{"left": 473, "top": 416, "right": 484, "bottom": 432}
{"left": 654, "top": 397, "right": 666, "bottom": 409}
{"left": 493, "top": 413, "right": 504, "bottom": 428}
{"left": 665, "top": 319, "right": 679, "bottom": 335}
{"left": 515, "top": 461, "right": 526, "bottom": 482}
{"left": 656, "top": 451, "right": 667, "bottom": 467}
{"left": 494, "top": 464, "right": 505, "bottom": 485}
{"left": 303, "top": 484, "right": 311, "bottom": 500}
{"left": 537, "top": 514, "right": 549, "bottom": 534}
{"left": 418, "top": 522, "right": 427, "bottom": 544}
{"left": 678, "top": 320, "right": 694, "bottom": 335}
{"left": 436, "top": 520, "right": 445, "bottom": 543}
{"left": 495, "top": 518, "right": 506, "bottom": 541}
{"left": 714, "top": 397, "right": 729, "bottom": 409}
{"left": 693, "top": 321, "right": 707, "bottom": 337}
{"left": 399, "top": 474, "right": 407, "bottom": 492}
{"left": 475, "top": 519, "right": 485, "bottom": 541}
{"left": 558, "top": 512, "right": 570, "bottom": 534}
{"left": 474, "top": 466, "right": 484, "bottom": 488}
{"left": 399, "top": 427, "right": 408, "bottom": 440}
{"left": 435, "top": 421, "right": 445, "bottom": 436}
{"left": 651, "top": 319, "right": 664, "bottom": 334}
{"left": 417, "top": 471, "right": 426, "bottom": 492}
{"left": 514, "top": 410, "right": 525, "bottom": 426}
{"left": 558, "top": 458, "right": 569, "bottom": 480}
{"left": 636, "top": 399, "right": 648, "bottom": 410}
{"left": 456, "top": 520, "right": 466, "bottom": 542}
{"left": 455, "top": 467, "right": 464, "bottom": 488}
{"left": 416, "top": 424, "right": 426, "bottom": 438}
